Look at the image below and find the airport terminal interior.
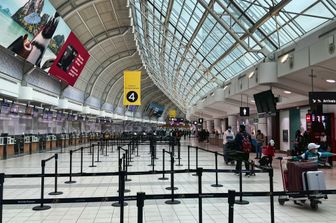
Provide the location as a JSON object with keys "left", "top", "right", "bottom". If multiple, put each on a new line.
{"left": 1, "top": 0, "right": 336, "bottom": 222}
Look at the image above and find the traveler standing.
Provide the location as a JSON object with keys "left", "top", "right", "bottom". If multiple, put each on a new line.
{"left": 234, "top": 125, "right": 252, "bottom": 176}
{"left": 255, "top": 130, "right": 265, "bottom": 159}
{"left": 223, "top": 126, "right": 235, "bottom": 165}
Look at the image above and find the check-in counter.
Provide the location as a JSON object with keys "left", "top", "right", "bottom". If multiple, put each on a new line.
{"left": 0, "top": 137, "right": 4, "bottom": 159}
{"left": 31, "top": 136, "right": 39, "bottom": 153}
{"left": 75, "top": 134, "right": 80, "bottom": 145}
{"left": 46, "top": 135, "right": 52, "bottom": 150}
{"left": 51, "top": 135, "right": 57, "bottom": 149}
{"left": 6, "top": 137, "right": 15, "bottom": 157}
{"left": 23, "top": 136, "right": 31, "bottom": 154}
{"left": 65, "top": 134, "right": 69, "bottom": 147}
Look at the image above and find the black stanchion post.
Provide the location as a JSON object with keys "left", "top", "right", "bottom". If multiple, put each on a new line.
{"left": 192, "top": 147, "right": 199, "bottom": 176}
{"left": 65, "top": 150, "right": 76, "bottom": 184}
{"left": 165, "top": 152, "right": 179, "bottom": 199}
{"left": 0, "top": 173, "right": 4, "bottom": 223}
{"left": 137, "top": 192, "right": 145, "bottom": 223}
{"left": 105, "top": 139, "right": 108, "bottom": 156}
{"left": 228, "top": 190, "right": 236, "bottom": 223}
{"left": 49, "top": 154, "right": 63, "bottom": 195}
{"left": 197, "top": 167, "right": 203, "bottom": 223}
{"left": 89, "top": 144, "right": 96, "bottom": 167}
{"left": 187, "top": 146, "right": 190, "bottom": 171}
{"left": 176, "top": 140, "right": 182, "bottom": 166}
{"left": 123, "top": 153, "right": 132, "bottom": 184}
{"left": 112, "top": 170, "right": 128, "bottom": 207}
{"left": 80, "top": 147, "right": 83, "bottom": 174}
{"left": 158, "top": 149, "right": 168, "bottom": 180}
{"left": 211, "top": 152, "right": 223, "bottom": 187}
{"left": 96, "top": 142, "right": 101, "bottom": 163}
{"left": 235, "top": 160, "right": 249, "bottom": 205}
{"left": 33, "top": 160, "right": 51, "bottom": 211}
{"left": 269, "top": 168, "right": 275, "bottom": 223}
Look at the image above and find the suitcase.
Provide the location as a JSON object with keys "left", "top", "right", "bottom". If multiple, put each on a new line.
{"left": 302, "top": 171, "right": 326, "bottom": 191}
{"left": 287, "top": 161, "right": 318, "bottom": 192}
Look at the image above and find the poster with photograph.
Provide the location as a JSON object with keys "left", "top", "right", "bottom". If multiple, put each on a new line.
{"left": 48, "top": 32, "right": 90, "bottom": 86}
{"left": 0, "top": 0, "right": 89, "bottom": 86}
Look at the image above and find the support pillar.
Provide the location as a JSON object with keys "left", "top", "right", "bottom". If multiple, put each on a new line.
{"left": 228, "top": 115, "right": 238, "bottom": 134}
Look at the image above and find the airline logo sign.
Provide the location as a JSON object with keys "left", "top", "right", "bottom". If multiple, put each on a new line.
{"left": 124, "top": 70, "right": 141, "bottom": 105}
{"left": 169, "top": 109, "right": 176, "bottom": 118}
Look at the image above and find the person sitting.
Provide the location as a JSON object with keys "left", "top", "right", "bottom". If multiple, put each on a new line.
{"left": 259, "top": 139, "right": 275, "bottom": 167}
{"left": 299, "top": 143, "right": 335, "bottom": 166}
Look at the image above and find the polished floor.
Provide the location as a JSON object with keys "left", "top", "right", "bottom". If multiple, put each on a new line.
{"left": 1, "top": 139, "right": 336, "bottom": 223}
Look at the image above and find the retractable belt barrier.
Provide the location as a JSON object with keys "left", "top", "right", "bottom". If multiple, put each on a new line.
{"left": 2, "top": 140, "right": 336, "bottom": 223}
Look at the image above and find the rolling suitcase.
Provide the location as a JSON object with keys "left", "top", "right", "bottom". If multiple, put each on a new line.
{"left": 302, "top": 171, "right": 326, "bottom": 191}
{"left": 287, "top": 161, "right": 318, "bottom": 192}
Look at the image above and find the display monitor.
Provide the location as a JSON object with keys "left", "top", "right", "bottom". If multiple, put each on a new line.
{"left": 253, "top": 90, "right": 277, "bottom": 114}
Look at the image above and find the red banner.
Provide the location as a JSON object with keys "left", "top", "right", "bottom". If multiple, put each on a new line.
{"left": 49, "top": 32, "right": 90, "bottom": 86}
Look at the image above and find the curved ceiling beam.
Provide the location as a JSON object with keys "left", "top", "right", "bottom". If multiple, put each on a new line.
{"left": 84, "top": 49, "right": 137, "bottom": 98}
{"left": 57, "top": 0, "right": 105, "bottom": 20}
{"left": 85, "top": 26, "right": 130, "bottom": 50}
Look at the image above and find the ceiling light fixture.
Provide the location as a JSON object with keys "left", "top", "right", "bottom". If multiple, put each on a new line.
{"left": 326, "top": 79, "right": 336, "bottom": 83}
{"left": 280, "top": 54, "right": 289, "bottom": 63}
{"left": 284, "top": 90, "right": 291, "bottom": 94}
{"left": 248, "top": 71, "right": 255, "bottom": 78}
{"left": 251, "top": 99, "right": 255, "bottom": 103}
{"left": 210, "top": 92, "right": 214, "bottom": 96}
{"left": 223, "top": 85, "right": 228, "bottom": 90}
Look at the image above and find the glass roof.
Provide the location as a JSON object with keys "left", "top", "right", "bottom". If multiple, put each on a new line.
{"left": 130, "top": 0, "right": 336, "bottom": 111}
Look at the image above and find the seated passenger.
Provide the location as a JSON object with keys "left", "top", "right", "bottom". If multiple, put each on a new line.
{"left": 300, "top": 143, "right": 335, "bottom": 166}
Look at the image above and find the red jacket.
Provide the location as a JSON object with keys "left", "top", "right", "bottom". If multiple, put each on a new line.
{"left": 262, "top": 145, "right": 275, "bottom": 156}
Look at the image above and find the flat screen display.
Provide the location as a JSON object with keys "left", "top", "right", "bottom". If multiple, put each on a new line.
{"left": 253, "top": 90, "right": 276, "bottom": 114}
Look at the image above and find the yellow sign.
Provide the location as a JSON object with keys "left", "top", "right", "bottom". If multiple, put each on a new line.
{"left": 123, "top": 70, "right": 141, "bottom": 105}
{"left": 169, "top": 109, "right": 176, "bottom": 118}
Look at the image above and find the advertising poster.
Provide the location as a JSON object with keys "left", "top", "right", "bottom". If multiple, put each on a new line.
{"left": 0, "top": 0, "right": 89, "bottom": 86}
{"left": 48, "top": 32, "right": 90, "bottom": 86}
{"left": 146, "top": 102, "right": 164, "bottom": 118}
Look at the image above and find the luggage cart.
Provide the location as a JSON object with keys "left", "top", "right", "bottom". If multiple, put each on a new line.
{"left": 277, "top": 157, "right": 327, "bottom": 210}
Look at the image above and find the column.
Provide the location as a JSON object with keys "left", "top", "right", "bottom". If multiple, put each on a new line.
{"left": 228, "top": 115, "right": 238, "bottom": 134}
{"left": 221, "top": 120, "right": 226, "bottom": 133}
{"left": 206, "top": 120, "right": 212, "bottom": 132}
{"left": 257, "top": 117, "right": 267, "bottom": 138}
{"left": 214, "top": 119, "right": 222, "bottom": 133}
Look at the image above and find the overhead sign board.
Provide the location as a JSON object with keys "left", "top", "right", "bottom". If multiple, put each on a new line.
{"left": 240, "top": 107, "right": 250, "bottom": 116}
{"left": 169, "top": 109, "right": 176, "bottom": 118}
{"left": 198, "top": 118, "right": 203, "bottom": 124}
{"left": 123, "top": 70, "right": 141, "bottom": 105}
{"left": 309, "top": 92, "right": 336, "bottom": 105}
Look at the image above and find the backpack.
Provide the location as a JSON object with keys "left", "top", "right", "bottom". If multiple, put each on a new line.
{"left": 241, "top": 134, "right": 252, "bottom": 153}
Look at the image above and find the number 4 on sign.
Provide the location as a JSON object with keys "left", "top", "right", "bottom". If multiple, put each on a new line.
{"left": 126, "top": 91, "right": 138, "bottom": 103}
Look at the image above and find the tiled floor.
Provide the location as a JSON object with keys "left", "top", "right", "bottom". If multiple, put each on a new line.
{"left": 1, "top": 139, "right": 336, "bottom": 223}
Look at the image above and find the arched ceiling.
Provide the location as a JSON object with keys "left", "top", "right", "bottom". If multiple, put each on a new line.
{"left": 50, "top": 0, "right": 183, "bottom": 118}
{"left": 130, "top": 0, "right": 336, "bottom": 111}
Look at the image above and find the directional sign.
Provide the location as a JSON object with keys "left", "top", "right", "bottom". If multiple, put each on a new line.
{"left": 309, "top": 92, "right": 336, "bottom": 105}
{"left": 123, "top": 70, "right": 141, "bottom": 105}
{"left": 240, "top": 107, "right": 250, "bottom": 116}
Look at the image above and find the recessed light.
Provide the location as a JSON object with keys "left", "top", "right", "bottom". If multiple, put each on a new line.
{"left": 248, "top": 71, "right": 255, "bottom": 78}
{"left": 326, "top": 79, "right": 336, "bottom": 83}
{"left": 284, "top": 90, "right": 291, "bottom": 94}
{"left": 223, "top": 85, "right": 228, "bottom": 90}
{"left": 251, "top": 100, "right": 255, "bottom": 103}
{"left": 280, "top": 54, "right": 289, "bottom": 63}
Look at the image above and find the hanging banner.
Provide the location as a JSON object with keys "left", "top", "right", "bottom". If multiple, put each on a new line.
{"left": 49, "top": 32, "right": 90, "bottom": 86}
{"left": 169, "top": 109, "right": 176, "bottom": 118}
{"left": 123, "top": 70, "right": 141, "bottom": 105}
